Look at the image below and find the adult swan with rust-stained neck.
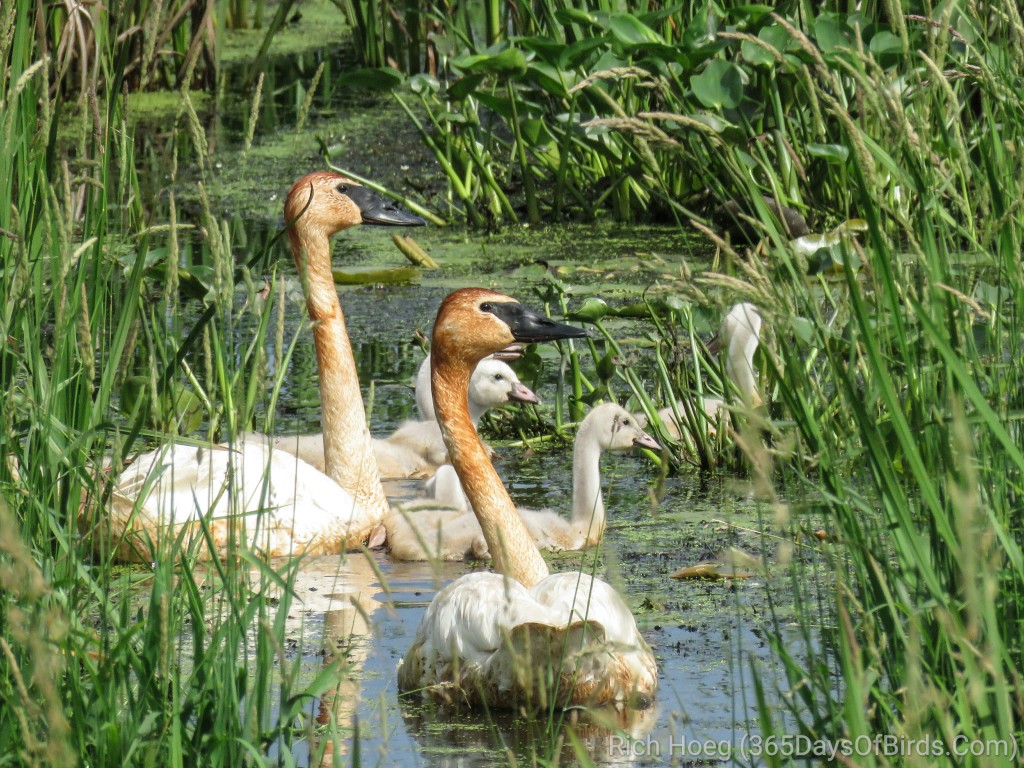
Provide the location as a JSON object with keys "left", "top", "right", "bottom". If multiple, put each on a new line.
{"left": 94, "top": 172, "right": 424, "bottom": 561}
{"left": 398, "top": 288, "right": 658, "bottom": 710}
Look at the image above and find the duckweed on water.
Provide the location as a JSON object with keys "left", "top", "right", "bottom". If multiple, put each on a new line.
{"left": 219, "top": 0, "right": 351, "bottom": 64}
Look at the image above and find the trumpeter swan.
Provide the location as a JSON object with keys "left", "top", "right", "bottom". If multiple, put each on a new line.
{"left": 397, "top": 288, "right": 657, "bottom": 710}
{"left": 95, "top": 172, "right": 424, "bottom": 561}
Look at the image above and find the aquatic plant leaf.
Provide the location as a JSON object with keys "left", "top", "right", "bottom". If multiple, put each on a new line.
{"left": 596, "top": 352, "right": 616, "bottom": 382}
{"left": 521, "top": 118, "right": 554, "bottom": 146}
{"left": 868, "top": 30, "right": 903, "bottom": 66}
{"left": 682, "top": 4, "right": 719, "bottom": 49}
{"left": 687, "top": 112, "right": 736, "bottom": 134}
{"left": 409, "top": 74, "right": 440, "bottom": 94}
{"left": 332, "top": 266, "right": 419, "bottom": 284}
{"left": 869, "top": 30, "right": 902, "bottom": 55}
{"left": 742, "top": 24, "right": 793, "bottom": 67}
{"left": 560, "top": 37, "right": 610, "bottom": 69}
{"left": 474, "top": 92, "right": 515, "bottom": 120}
{"left": 814, "top": 15, "right": 850, "bottom": 54}
{"left": 448, "top": 73, "right": 485, "bottom": 100}
{"left": 690, "top": 60, "right": 745, "bottom": 109}
{"left": 526, "top": 61, "right": 577, "bottom": 98}
{"left": 554, "top": 8, "right": 600, "bottom": 28}
{"left": 608, "top": 13, "right": 664, "bottom": 46}
{"left": 724, "top": 4, "right": 775, "bottom": 24}
{"left": 516, "top": 36, "right": 572, "bottom": 65}
{"left": 344, "top": 67, "right": 404, "bottom": 91}
{"left": 567, "top": 297, "right": 609, "bottom": 322}
{"left": 452, "top": 48, "right": 528, "bottom": 77}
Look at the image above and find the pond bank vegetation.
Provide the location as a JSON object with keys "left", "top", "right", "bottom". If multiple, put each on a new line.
{"left": 1, "top": 0, "right": 1022, "bottom": 764}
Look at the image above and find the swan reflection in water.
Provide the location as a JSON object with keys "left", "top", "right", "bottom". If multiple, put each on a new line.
{"left": 398, "top": 694, "right": 658, "bottom": 767}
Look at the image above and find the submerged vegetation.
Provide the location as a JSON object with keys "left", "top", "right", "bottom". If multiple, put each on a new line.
{"left": 1, "top": 0, "right": 1023, "bottom": 765}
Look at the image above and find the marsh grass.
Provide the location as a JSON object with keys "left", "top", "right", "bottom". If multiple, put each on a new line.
{"left": 629, "top": 6, "right": 1024, "bottom": 757}
{"left": 0, "top": 4, "right": 371, "bottom": 764}
{"left": 5, "top": 0, "right": 1024, "bottom": 764}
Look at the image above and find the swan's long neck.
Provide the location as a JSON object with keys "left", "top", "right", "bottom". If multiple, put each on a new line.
{"left": 570, "top": 420, "right": 605, "bottom": 540}
{"left": 294, "top": 232, "right": 389, "bottom": 517}
{"left": 433, "top": 356, "right": 549, "bottom": 587}
{"left": 467, "top": 397, "right": 487, "bottom": 427}
{"left": 726, "top": 329, "right": 760, "bottom": 407}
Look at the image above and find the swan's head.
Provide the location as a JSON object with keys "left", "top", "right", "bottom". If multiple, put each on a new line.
{"left": 584, "top": 403, "right": 661, "bottom": 452}
{"left": 469, "top": 359, "right": 539, "bottom": 408}
{"left": 433, "top": 289, "right": 588, "bottom": 366}
{"left": 285, "top": 172, "right": 425, "bottom": 244}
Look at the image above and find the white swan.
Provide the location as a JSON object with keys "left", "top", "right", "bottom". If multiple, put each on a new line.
{"left": 90, "top": 172, "right": 424, "bottom": 561}
{"left": 659, "top": 302, "right": 762, "bottom": 440}
{"left": 248, "top": 356, "right": 536, "bottom": 478}
{"left": 392, "top": 402, "right": 659, "bottom": 560}
{"left": 398, "top": 288, "right": 657, "bottom": 710}
{"left": 373, "top": 356, "right": 537, "bottom": 477}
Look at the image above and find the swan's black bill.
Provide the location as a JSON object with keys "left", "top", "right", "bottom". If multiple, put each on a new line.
{"left": 483, "top": 302, "right": 589, "bottom": 343}
{"left": 347, "top": 186, "right": 426, "bottom": 227}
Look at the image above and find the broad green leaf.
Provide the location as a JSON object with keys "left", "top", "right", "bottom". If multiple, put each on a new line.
{"left": 742, "top": 24, "right": 793, "bottom": 66}
{"left": 452, "top": 48, "right": 528, "bottom": 77}
{"left": 560, "top": 37, "right": 609, "bottom": 69}
{"left": 688, "top": 112, "right": 736, "bottom": 133}
{"left": 682, "top": 5, "right": 718, "bottom": 49}
{"left": 568, "top": 297, "right": 610, "bottom": 322}
{"left": 521, "top": 118, "right": 553, "bottom": 146}
{"left": 409, "top": 73, "right": 440, "bottom": 94}
{"left": 690, "top": 59, "right": 745, "bottom": 109}
{"left": 516, "top": 36, "right": 570, "bottom": 65}
{"left": 555, "top": 7, "right": 600, "bottom": 27}
{"left": 447, "top": 73, "right": 485, "bottom": 100}
{"left": 474, "top": 92, "right": 516, "bottom": 120}
{"left": 869, "top": 30, "right": 903, "bottom": 55}
{"left": 608, "top": 13, "right": 664, "bottom": 46}
{"left": 724, "top": 4, "right": 775, "bottom": 25}
{"left": 814, "top": 15, "right": 849, "bottom": 53}
{"left": 526, "top": 60, "right": 577, "bottom": 98}
{"left": 343, "top": 67, "right": 404, "bottom": 91}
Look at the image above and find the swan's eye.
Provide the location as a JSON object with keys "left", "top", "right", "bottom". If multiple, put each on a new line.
{"left": 480, "top": 302, "right": 493, "bottom": 312}
{"left": 622, "top": 418, "right": 631, "bottom": 427}
{"left": 336, "top": 183, "right": 349, "bottom": 194}
{"left": 494, "top": 374, "right": 504, "bottom": 382}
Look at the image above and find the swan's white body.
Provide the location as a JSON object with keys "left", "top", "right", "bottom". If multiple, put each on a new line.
{"left": 400, "top": 571, "right": 656, "bottom": 708}
{"left": 390, "top": 403, "right": 658, "bottom": 559}
{"left": 105, "top": 441, "right": 382, "bottom": 561}
{"left": 659, "top": 303, "right": 762, "bottom": 439}
{"left": 398, "top": 288, "right": 657, "bottom": 710}
{"left": 247, "top": 356, "right": 534, "bottom": 478}
{"left": 89, "top": 171, "right": 422, "bottom": 561}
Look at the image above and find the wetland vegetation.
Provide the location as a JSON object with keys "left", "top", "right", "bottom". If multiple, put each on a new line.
{"left": 2, "top": 0, "right": 1023, "bottom": 765}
